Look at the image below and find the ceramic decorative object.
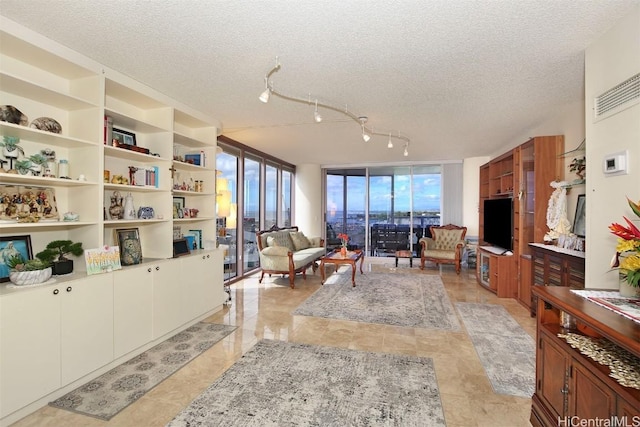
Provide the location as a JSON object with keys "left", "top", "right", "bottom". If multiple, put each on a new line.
{"left": 0, "top": 105, "right": 28, "bottom": 125}
{"left": 109, "top": 191, "right": 123, "bottom": 220}
{"left": 63, "top": 212, "right": 79, "bottom": 221}
{"left": 123, "top": 193, "right": 136, "bottom": 220}
{"left": 9, "top": 267, "right": 52, "bottom": 286}
{"left": 29, "top": 117, "right": 62, "bottom": 134}
{"left": 137, "top": 206, "right": 154, "bottom": 219}
{"left": 340, "top": 246, "right": 347, "bottom": 257}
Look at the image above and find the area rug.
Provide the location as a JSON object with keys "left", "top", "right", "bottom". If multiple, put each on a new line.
{"left": 455, "top": 303, "right": 535, "bottom": 398}
{"left": 50, "top": 322, "right": 237, "bottom": 420}
{"left": 292, "top": 269, "right": 460, "bottom": 330}
{"left": 167, "top": 339, "right": 446, "bottom": 426}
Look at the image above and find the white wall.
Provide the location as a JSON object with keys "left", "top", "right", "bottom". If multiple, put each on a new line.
{"left": 462, "top": 156, "right": 490, "bottom": 239}
{"left": 585, "top": 7, "right": 640, "bottom": 289}
{"left": 294, "top": 164, "right": 322, "bottom": 237}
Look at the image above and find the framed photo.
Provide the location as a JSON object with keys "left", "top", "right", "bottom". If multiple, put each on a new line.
{"left": 173, "top": 238, "right": 191, "bottom": 257}
{"left": 183, "top": 153, "right": 202, "bottom": 166}
{"left": 112, "top": 128, "right": 137, "bottom": 146}
{"left": 0, "top": 235, "right": 33, "bottom": 282}
{"left": 188, "top": 229, "right": 203, "bottom": 249}
{"left": 115, "top": 228, "right": 142, "bottom": 266}
{"left": 173, "top": 196, "right": 185, "bottom": 219}
{"left": 572, "top": 194, "right": 586, "bottom": 238}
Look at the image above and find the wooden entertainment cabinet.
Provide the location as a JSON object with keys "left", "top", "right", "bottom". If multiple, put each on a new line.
{"left": 477, "top": 136, "right": 564, "bottom": 300}
{"left": 531, "top": 287, "right": 640, "bottom": 425}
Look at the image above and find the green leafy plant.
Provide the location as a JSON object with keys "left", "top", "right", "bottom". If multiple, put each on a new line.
{"left": 569, "top": 156, "right": 585, "bottom": 179}
{"left": 14, "top": 159, "right": 32, "bottom": 174}
{"left": 29, "top": 153, "right": 48, "bottom": 166}
{"left": 36, "top": 240, "right": 83, "bottom": 263}
{"left": 6, "top": 255, "right": 51, "bottom": 271}
{"left": 0, "top": 136, "right": 25, "bottom": 156}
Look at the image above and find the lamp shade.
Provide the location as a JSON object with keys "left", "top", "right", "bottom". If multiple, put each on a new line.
{"left": 226, "top": 203, "right": 237, "bottom": 228}
{"left": 216, "top": 177, "right": 228, "bottom": 193}
{"left": 217, "top": 190, "right": 231, "bottom": 217}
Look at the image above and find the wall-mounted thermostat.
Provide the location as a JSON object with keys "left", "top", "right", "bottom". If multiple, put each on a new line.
{"left": 603, "top": 150, "right": 628, "bottom": 175}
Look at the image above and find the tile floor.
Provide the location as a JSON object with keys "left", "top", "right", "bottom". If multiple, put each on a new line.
{"left": 11, "top": 260, "right": 535, "bottom": 427}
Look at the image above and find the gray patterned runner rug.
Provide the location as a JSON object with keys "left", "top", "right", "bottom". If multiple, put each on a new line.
{"left": 293, "top": 269, "right": 460, "bottom": 330}
{"left": 455, "top": 302, "right": 535, "bottom": 397}
{"left": 167, "top": 339, "right": 447, "bottom": 426}
{"left": 50, "top": 322, "right": 237, "bottom": 420}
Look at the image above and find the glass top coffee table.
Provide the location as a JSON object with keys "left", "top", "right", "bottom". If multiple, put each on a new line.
{"left": 319, "top": 249, "right": 364, "bottom": 287}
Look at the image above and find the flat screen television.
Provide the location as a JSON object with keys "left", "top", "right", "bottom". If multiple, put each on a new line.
{"left": 483, "top": 198, "right": 513, "bottom": 251}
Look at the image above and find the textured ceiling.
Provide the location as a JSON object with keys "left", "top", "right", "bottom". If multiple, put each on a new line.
{"left": 1, "top": 0, "right": 638, "bottom": 166}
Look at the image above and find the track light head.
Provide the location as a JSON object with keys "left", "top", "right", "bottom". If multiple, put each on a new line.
{"left": 362, "top": 133, "right": 371, "bottom": 142}
{"left": 403, "top": 144, "right": 409, "bottom": 156}
{"left": 387, "top": 134, "right": 393, "bottom": 149}
{"left": 259, "top": 88, "right": 271, "bottom": 103}
{"left": 314, "top": 99, "right": 322, "bottom": 123}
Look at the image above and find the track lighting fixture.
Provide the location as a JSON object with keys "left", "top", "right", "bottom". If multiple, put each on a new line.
{"left": 314, "top": 99, "right": 322, "bottom": 123}
{"left": 259, "top": 77, "right": 271, "bottom": 103}
{"left": 259, "top": 57, "right": 411, "bottom": 152}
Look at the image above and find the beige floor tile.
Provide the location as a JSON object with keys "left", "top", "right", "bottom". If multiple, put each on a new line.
{"left": 9, "top": 263, "right": 535, "bottom": 427}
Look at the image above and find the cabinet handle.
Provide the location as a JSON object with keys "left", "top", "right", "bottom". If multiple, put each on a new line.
{"left": 53, "top": 289, "right": 59, "bottom": 295}
{"left": 206, "top": 254, "right": 210, "bottom": 258}
{"left": 202, "top": 255, "right": 206, "bottom": 260}
{"left": 148, "top": 268, "right": 152, "bottom": 273}
{"left": 155, "top": 266, "right": 160, "bottom": 271}
{"left": 66, "top": 286, "right": 72, "bottom": 292}
{"left": 560, "top": 387, "right": 569, "bottom": 395}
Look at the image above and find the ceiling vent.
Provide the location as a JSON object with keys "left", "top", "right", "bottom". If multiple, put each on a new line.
{"left": 594, "top": 72, "right": 640, "bottom": 122}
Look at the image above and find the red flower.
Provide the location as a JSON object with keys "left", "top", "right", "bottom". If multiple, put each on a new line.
{"left": 609, "top": 217, "right": 640, "bottom": 240}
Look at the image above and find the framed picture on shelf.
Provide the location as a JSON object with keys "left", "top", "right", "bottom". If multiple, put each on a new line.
{"left": 572, "top": 194, "right": 586, "bottom": 238}
{"left": 173, "top": 238, "right": 191, "bottom": 257}
{"left": 183, "top": 153, "right": 203, "bottom": 166}
{"left": 188, "top": 229, "right": 203, "bottom": 249}
{"left": 173, "top": 196, "right": 185, "bottom": 219}
{"left": 114, "top": 228, "right": 142, "bottom": 266}
{"left": 112, "top": 128, "right": 137, "bottom": 146}
{"left": 0, "top": 235, "right": 33, "bottom": 282}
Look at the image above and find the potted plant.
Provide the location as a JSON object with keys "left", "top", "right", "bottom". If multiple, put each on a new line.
{"left": 6, "top": 255, "right": 52, "bottom": 286}
{"left": 15, "top": 159, "right": 32, "bottom": 175}
{"left": 36, "top": 239, "right": 84, "bottom": 275}
{"left": 0, "top": 136, "right": 24, "bottom": 172}
{"left": 569, "top": 156, "right": 586, "bottom": 180}
{"left": 29, "top": 153, "right": 49, "bottom": 176}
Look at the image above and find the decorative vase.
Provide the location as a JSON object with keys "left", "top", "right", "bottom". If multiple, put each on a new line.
{"left": 340, "top": 246, "right": 347, "bottom": 257}
{"left": 109, "top": 191, "right": 123, "bottom": 220}
{"left": 123, "top": 192, "right": 136, "bottom": 220}
{"left": 619, "top": 278, "right": 640, "bottom": 298}
{"left": 9, "top": 267, "right": 52, "bottom": 286}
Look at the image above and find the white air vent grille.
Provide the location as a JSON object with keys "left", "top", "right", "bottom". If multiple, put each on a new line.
{"left": 594, "top": 72, "right": 640, "bottom": 121}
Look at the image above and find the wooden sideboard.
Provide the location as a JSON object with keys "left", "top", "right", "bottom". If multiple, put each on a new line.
{"left": 531, "top": 287, "right": 640, "bottom": 426}
{"left": 530, "top": 243, "right": 585, "bottom": 316}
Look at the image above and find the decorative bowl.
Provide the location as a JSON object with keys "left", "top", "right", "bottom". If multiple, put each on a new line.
{"left": 9, "top": 267, "right": 53, "bottom": 286}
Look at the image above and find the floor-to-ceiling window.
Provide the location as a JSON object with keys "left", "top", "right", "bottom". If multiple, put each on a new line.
{"left": 243, "top": 156, "right": 261, "bottom": 272}
{"left": 217, "top": 136, "right": 295, "bottom": 282}
{"left": 325, "top": 164, "right": 444, "bottom": 257}
{"left": 217, "top": 151, "right": 239, "bottom": 281}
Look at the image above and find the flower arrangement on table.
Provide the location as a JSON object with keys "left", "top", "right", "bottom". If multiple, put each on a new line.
{"left": 337, "top": 233, "right": 349, "bottom": 248}
{"left": 609, "top": 197, "right": 640, "bottom": 288}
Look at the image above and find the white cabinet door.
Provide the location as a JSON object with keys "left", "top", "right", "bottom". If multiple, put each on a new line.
{"left": 113, "top": 265, "right": 153, "bottom": 359}
{"left": 0, "top": 286, "right": 61, "bottom": 418}
{"left": 181, "top": 250, "right": 225, "bottom": 319}
{"left": 152, "top": 258, "right": 184, "bottom": 339}
{"left": 60, "top": 274, "right": 114, "bottom": 385}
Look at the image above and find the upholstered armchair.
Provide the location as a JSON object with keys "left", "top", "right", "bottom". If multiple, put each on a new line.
{"left": 419, "top": 224, "right": 467, "bottom": 274}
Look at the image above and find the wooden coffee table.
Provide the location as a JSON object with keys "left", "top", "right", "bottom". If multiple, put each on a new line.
{"left": 320, "top": 249, "right": 364, "bottom": 287}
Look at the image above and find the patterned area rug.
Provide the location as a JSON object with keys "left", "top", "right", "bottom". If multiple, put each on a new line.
{"left": 292, "top": 269, "right": 460, "bottom": 330}
{"left": 455, "top": 303, "right": 535, "bottom": 397}
{"left": 50, "top": 323, "right": 237, "bottom": 420}
{"left": 167, "top": 339, "right": 446, "bottom": 426}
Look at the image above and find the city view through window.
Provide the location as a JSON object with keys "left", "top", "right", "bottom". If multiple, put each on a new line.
{"left": 326, "top": 165, "right": 442, "bottom": 256}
